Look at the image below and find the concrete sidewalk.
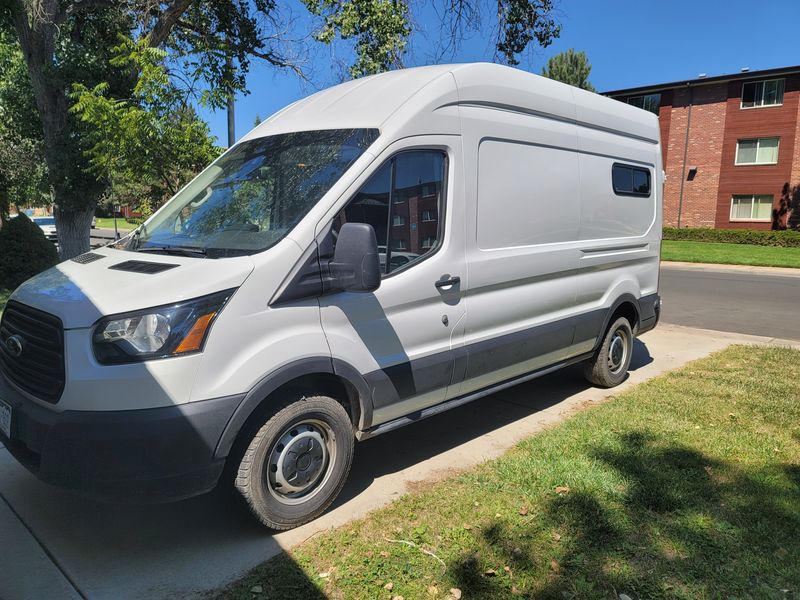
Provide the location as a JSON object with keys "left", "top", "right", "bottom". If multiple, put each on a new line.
{"left": 1, "top": 324, "right": 797, "bottom": 599}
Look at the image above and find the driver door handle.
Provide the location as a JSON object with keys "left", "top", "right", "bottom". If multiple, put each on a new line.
{"left": 435, "top": 276, "right": 461, "bottom": 289}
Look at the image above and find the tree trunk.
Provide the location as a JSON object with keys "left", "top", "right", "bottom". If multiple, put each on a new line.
{"left": 10, "top": 0, "right": 95, "bottom": 260}
{"left": 54, "top": 203, "right": 95, "bottom": 259}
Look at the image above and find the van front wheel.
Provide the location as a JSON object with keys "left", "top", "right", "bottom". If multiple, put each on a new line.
{"left": 235, "top": 395, "right": 354, "bottom": 530}
{"left": 583, "top": 316, "right": 633, "bottom": 388}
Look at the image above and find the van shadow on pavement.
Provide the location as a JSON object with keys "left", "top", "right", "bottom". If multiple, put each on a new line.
{"left": 0, "top": 339, "right": 653, "bottom": 599}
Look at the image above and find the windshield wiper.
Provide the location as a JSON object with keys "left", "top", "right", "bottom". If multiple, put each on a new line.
{"left": 136, "top": 245, "right": 208, "bottom": 258}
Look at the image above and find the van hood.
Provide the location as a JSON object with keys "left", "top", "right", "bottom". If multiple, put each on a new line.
{"left": 9, "top": 248, "right": 255, "bottom": 329}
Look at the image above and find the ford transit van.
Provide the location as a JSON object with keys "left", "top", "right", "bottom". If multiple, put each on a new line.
{"left": 0, "top": 63, "right": 661, "bottom": 529}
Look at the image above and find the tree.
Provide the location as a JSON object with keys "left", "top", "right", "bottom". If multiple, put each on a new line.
{"left": 305, "top": 0, "right": 561, "bottom": 77}
{"left": 1, "top": 1, "right": 561, "bottom": 259}
{"left": 0, "top": 32, "right": 50, "bottom": 223}
{"left": 541, "top": 48, "right": 595, "bottom": 92}
{"left": 71, "top": 39, "right": 221, "bottom": 212}
{"left": 0, "top": 1, "right": 302, "bottom": 259}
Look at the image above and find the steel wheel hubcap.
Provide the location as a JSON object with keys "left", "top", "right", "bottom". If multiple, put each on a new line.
{"left": 267, "top": 420, "right": 335, "bottom": 505}
{"left": 608, "top": 330, "right": 628, "bottom": 374}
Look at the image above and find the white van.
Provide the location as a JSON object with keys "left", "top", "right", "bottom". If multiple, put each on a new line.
{"left": 0, "top": 63, "right": 661, "bottom": 529}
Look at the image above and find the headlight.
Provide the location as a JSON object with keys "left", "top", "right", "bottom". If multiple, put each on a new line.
{"left": 92, "top": 289, "right": 234, "bottom": 365}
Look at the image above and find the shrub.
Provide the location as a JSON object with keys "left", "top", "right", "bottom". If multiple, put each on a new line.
{"left": 663, "top": 227, "right": 800, "bottom": 248}
{"left": 0, "top": 214, "right": 59, "bottom": 289}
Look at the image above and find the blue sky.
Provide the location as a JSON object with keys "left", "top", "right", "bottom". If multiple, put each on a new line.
{"left": 197, "top": 0, "right": 800, "bottom": 145}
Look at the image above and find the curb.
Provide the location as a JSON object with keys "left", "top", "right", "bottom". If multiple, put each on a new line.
{"left": 661, "top": 260, "right": 800, "bottom": 277}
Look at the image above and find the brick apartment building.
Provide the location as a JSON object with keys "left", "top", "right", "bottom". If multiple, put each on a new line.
{"left": 606, "top": 65, "right": 800, "bottom": 229}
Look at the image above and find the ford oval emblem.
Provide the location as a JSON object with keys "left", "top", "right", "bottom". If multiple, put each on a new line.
{"left": 5, "top": 335, "right": 23, "bottom": 358}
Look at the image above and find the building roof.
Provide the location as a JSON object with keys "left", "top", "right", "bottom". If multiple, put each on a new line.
{"left": 604, "top": 64, "right": 800, "bottom": 97}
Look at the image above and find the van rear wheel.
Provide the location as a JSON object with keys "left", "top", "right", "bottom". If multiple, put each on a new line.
{"left": 235, "top": 395, "right": 354, "bottom": 530}
{"left": 583, "top": 316, "right": 633, "bottom": 388}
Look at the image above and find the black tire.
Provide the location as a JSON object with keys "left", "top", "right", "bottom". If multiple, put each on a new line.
{"left": 583, "top": 316, "right": 633, "bottom": 388}
{"left": 235, "top": 395, "right": 354, "bottom": 530}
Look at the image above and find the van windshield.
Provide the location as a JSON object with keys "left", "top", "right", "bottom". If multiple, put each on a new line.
{"left": 125, "top": 128, "right": 378, "bottom": 257}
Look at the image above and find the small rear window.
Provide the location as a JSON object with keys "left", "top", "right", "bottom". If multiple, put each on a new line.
{"left": 612, "top": 164, "right": 651, "bottom": 197}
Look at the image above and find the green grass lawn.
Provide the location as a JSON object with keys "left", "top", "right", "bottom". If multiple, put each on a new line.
{"left": 221, "top": 345, "right": 800, "bottom": 600}
{"left": 94, "top": 217, "right": 136, "bottom": 230}
{"left": 662, "top": 240, "right": 800, "bottom": 268}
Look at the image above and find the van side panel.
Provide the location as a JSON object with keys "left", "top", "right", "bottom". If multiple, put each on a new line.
{"left": 572, "top": 126, "right": 661, "bottom": 347}
{"left": 455, "top": 104, "right": 584, "bottom": 397}
{"left": 477, "top": 139, "right": 580, "bottom": 248}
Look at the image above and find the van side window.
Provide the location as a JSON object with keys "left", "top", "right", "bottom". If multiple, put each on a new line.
{"left": 612, "top": 164, "right": 651, "bottom": 197}
{"left": 334, "top": 150, "right": 446, "bottom": 275}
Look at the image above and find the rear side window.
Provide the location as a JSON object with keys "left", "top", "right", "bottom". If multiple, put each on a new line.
{"left": 334, "top": 150, "right": 446, "bottom": 275}
{"left": 612, "top": 163, "right": 651, "bottom": 197}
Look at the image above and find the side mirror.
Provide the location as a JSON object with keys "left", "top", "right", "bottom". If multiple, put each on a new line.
{"left": 329, "top": 223, "right": 381, "bottom": 292}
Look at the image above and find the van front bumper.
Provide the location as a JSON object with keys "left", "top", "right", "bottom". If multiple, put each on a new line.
{"left": 0, "top": 375, "right": 243, "bottom": 503}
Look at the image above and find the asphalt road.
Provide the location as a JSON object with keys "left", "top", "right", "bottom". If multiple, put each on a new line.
{"left": 659, "top": 264, "right": 800, "bottom": 340}
{"left": 90, "top": 227, "right": 123, "bottom": 246}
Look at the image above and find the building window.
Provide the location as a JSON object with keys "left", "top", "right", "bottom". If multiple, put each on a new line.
{"left": 741, "top": 79, "right": 784, "bottom": 108}
{"left": 393, "top": 238, "right": 407, "bottom": 250}
{"left": 735, "top": 138, "right": 779, "bottom": 165}
{"left": 421, "top": 209, "right": 437, "bottom": 222}
{"left": 627, "top": 93, "right": 661, "bottom": 115}
{"left": 421, "top": 236, "right": 436, "bottom": 249}
{"left": 612, "top": 163, "right": 651, "bottom": 196}
{"left": 392, "top": 214, "right": 405, "bottom": 226}
{"left": 730, "top": 194, "right": 773, "bottom": 221}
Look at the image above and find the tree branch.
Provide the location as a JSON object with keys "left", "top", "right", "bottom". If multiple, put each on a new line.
{"left": 146, "top": 0, "right": 195, "bottom": 48}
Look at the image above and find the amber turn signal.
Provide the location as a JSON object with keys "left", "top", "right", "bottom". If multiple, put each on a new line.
{"left": 175, "top": 312, "right": 217, "bottom": 354}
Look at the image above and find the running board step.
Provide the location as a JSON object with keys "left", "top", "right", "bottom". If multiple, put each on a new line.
{"left": 356, "top": 351, "right": 593, "bottom": 441}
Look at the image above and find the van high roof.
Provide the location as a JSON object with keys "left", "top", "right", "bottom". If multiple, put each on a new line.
{"left": 243, "top": 62, "right": 660, "bottom": 145}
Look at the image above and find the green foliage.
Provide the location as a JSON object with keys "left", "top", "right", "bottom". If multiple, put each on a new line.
{"left": 663, "top": 227, "right": 800, "bottom": 247}
{"left": 71, "top": 38, "right": 221, "bottom": 210}
{"left": 541, "top": 48, "right": 595, "bottom": 91}
{"left": 496, "top": 0, "right": 561, "bottom": 65}
{"left": 0, "top": 214, "right": 59, "bottom": 289}
{"left": 303, "top": 0, "right": 411, "bottom": 77}
{"left": 304, "top": 0, "right": 561, "bottom": 76}
{"left": 0, "top": 33, "right": 49, "bottom": 217}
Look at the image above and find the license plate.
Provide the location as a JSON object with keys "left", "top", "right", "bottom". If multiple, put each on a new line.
{"left": 0, "top": 400, "right": 11, "bottom": 439}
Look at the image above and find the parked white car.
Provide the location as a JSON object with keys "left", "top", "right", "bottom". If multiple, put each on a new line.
{"left": 0, "top": 63, "right": 662, "bottom": 529}
{"left": 31, "top": 216, "right": 57, "bottom": 241}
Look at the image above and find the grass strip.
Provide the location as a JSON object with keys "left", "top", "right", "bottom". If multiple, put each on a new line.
{"left": 221, "top": 345, "right": 800, "bottom": 599}
{"left": 662, "top": 240, "right": 800, "bottom": 268}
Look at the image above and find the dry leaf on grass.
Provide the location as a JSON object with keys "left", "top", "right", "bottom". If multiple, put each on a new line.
{"left": 554, "top": 486, "right": 570, "bottom": 495}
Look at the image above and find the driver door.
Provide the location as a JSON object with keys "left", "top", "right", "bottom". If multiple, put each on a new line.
{"left": 318, "top": 138, "right": 466, "bottom": 428}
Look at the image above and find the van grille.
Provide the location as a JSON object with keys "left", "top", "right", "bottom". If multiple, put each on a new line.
{"left": 0, "top": 301, "right": 65, "bottom": 404}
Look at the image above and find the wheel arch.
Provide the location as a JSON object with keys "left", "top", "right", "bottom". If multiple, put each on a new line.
{"left": 214, "top": 357, "right": 373, "bottom": 460}
{"left": 593, "top": 293, "right": 642, "bottom": 352}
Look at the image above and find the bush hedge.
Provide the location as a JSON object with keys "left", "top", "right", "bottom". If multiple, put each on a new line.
{"left": 0, "top": 214, "right": 59, "bottom": 289}
{"left": 663, "top": 227, "right": 800, "bottom": 248}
